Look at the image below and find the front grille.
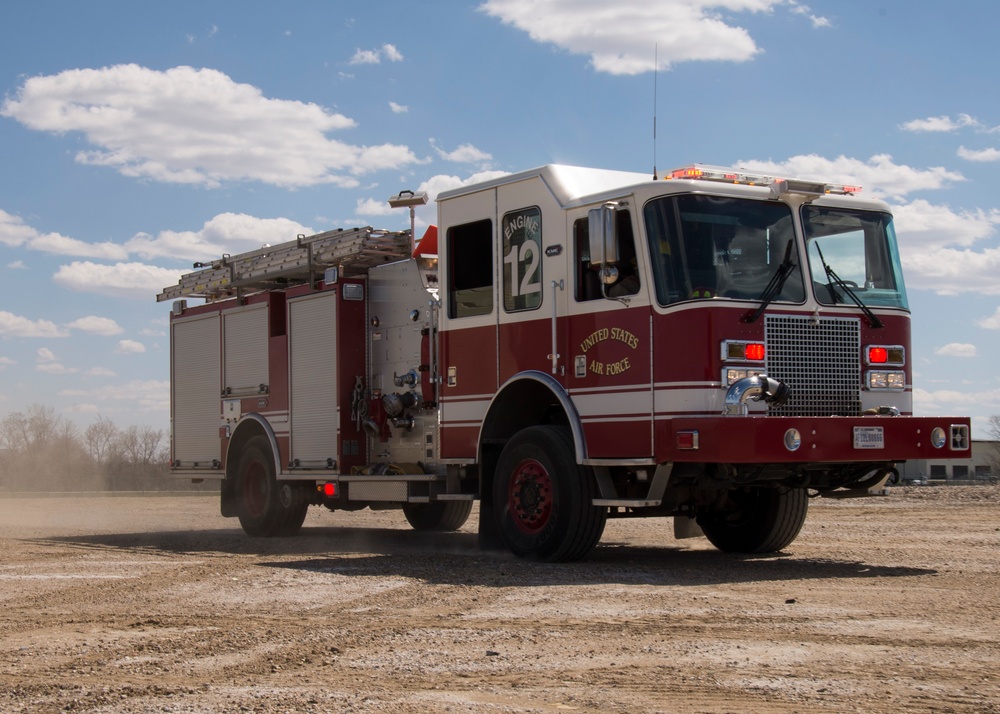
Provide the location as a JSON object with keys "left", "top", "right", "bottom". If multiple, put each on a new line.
{"left": 765, "top": 315, "right": 861, "bottom": 417}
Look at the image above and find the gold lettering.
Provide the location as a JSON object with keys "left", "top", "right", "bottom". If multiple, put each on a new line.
{"left": 579, "top": 327, "right": 609, "bottom": 353}
{"left": 606, "top": 357, "right": 631, "bottom": 375}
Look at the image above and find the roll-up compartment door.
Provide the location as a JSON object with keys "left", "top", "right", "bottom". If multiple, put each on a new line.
{"left": 288, "top": 292, "right": 339, "bottom": 465}
{"left": 171, "top": 313, "right": 221, "bottom": 465}
{"left": 223, "top": 305, "right": 268, "bottom": 396}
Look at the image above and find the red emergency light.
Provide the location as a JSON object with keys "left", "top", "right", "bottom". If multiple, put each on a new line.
{"left": 868, "top": 347, "right": 888, "bottom": 364}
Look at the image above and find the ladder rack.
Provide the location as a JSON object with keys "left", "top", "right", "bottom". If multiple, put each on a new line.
{"left": 157, "top": 226, "right": 411, "bottom": 302}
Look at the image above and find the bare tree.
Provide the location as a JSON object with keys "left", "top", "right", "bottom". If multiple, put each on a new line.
{"left": 84, "top": 416, "right": 119, "bottom": 464}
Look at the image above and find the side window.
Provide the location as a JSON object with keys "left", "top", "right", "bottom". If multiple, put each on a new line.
{"left": 447, "top": 219, "right": 493, "bottom": 319}
{"left": 574, "top": 209, "right": 639, "bottom": 302}
{"left": 502, "top": 207, "right": 542, "bottom": 312}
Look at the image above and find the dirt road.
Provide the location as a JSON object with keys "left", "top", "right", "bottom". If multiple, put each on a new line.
{"left": 0, "top": 486, "right": 998, "bottom": 713}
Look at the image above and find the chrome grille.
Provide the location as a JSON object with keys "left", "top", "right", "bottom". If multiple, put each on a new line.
{"left": 765, "top": 315, "right": 861, "bottom": 417}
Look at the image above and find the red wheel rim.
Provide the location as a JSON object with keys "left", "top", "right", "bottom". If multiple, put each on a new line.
{"left": 508, "top": 458, "right": 553, "bottom": 535}
{"left": 242, "top": 460, "right": 268, "bottom": 517}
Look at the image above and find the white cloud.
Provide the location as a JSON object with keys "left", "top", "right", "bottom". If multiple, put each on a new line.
{"left": 59, "top": 379, "right": 169, "bottom": 414}
{"left": 0, "top": 209, "right": 128, "bottom": 259}
{"left": 901, "top": 114, "right": 981, "bottom": 133}
{"left": 900, "top": 245, "right": 1000, "bottom": 296}
{"left": 350, "top": 44, "right": 404, "bottom": 65}
{"left": 737, "top": 154, "right": 965, "bottom": 201}
{"left": 53, "top": 262, "right": 185, "bottom": 300}
{"left": 357, "top": 170, "right": 512, "bottom": 225}
{"left": 86, "top": 366, "right": 117, "bottom": 377}
{"left": 912, "top": 386, "right": 1000, "bottom": 418}
{"left": 355, "top": 197, "right": 396, "bottom": 217}
{"left": 934, "top": 343, "right": 977, "bottom": 358}
{"left": 115, "top": 339, "right": 146, "bottom": 354}
{"left": 0, "top": 357, "right": 15, "bottom": 370}
{"left": 125, "top": 212, "right": 314, "bottom": 262}
{"left": 350, "top": 48, "right": 381, "bottom": 65}
{"left": 479, "top": 0, "right": 820, "bottom": 75}
{"left": 891, "top": 200, "right": 1000, "bottom": 250}
{"left": 35, "top": 349, "right": 78, "bottom": 374}
{"left": 36, "top": 362, "right": 79, "bottom": 374}
{"left": 430, "top": 139, "right": 493, "bottom": 164}
{"left": 8, "top": 260, "right": 26, "bottom": 269}
{"left": 0, "top": 311, "right": 69, "bottom": 338}
{"left": 890, "top": 200, "right": 1000, "bottom": 296}
{"left": 788, "top": 1, "right": 831, "bottom": 28}
{"left": 382, "top": 44, "right": 404, "bottom": 62}
{"left": 0, "top": 209, "right": 39, "bottom": 247}
{"left": 957, "top": 146, "right": 1000, "bottom": 162}
{"left": 65, "top": 316, "right": 124, "bottom": 336}
{"left": 1, "top": 64, "right": 421, "bottom": 188}
{"left": 389, "top": 101, "right": 409, "bottom": 114}
{"left": 1, "top": 210, "right": 314, "bottom": 264}
{"left": 64, "top": 403, "right": 100, "bottom": 414}
{"left": 977, "top": 308, "right": 1000, "bottom": 330}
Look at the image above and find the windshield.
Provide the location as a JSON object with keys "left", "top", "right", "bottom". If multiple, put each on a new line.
{"left": 802, "top": 206, "right": 908, "bottom": 309}
{"left": 643, "top": 194, "right": 804, "bottom": 306}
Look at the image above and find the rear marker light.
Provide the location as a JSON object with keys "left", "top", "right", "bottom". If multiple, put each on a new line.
{"left": 676, "top": 431, "right": 699, "bottom": 450}
{"left": 322, "top": 482, "right": 338, "bottom": 498}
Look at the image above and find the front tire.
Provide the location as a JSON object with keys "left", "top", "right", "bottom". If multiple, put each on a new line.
{"left": 493, "top": 425, "right": 606, "bottom": 562}
{"left": 236, "top": 435, "right": 308, "bottom": 537}
{"left": 698, "top": 486, "right": 808, "bottom": 553}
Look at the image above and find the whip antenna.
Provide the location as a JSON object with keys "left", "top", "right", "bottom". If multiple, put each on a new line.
{"left": 652, "top": 43, "right": 658, "bottom": 180}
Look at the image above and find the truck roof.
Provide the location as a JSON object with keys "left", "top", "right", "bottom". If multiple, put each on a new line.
{"left": 436, "top": 163, "right": 890, "bottom": 213}
{"left": 436, "top": 165, "right": 652, "bottom": 209}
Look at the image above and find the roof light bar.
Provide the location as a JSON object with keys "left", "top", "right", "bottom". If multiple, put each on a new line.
{"left": 666, "top": 165, "right": 861, "bottom": 196}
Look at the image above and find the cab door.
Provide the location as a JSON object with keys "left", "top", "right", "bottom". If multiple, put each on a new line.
{"left": 437, "top": 188, "right": 499, "bottom": 461}
{"left": 564, "top": 205, "right": 654, "bottom": 459}
{"left": 490, "top": 176, "right": 567, "bottom": 384}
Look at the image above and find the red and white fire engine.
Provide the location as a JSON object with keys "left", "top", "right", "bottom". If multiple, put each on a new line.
{"left": 159, "top": 164, "right": 971, "bottom": 561}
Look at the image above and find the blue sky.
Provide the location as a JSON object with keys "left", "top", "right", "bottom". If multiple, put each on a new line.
{"left": 1, "top": 1, "right": 999, "bottom": 438}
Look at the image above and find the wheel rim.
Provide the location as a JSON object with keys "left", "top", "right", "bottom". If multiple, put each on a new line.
{"left": 241, "top": 460, "right": 269, "bottom": 517}
{"left": 508, "top": 457, "right": 553, "bottom": 535}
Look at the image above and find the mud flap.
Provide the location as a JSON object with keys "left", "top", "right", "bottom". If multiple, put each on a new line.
{"left": 477, "top": 488, "right": 506, "bottom": 551}
{"left": 220, "top": 477, "right": 238, "bottom": 518}
{"left": 674, "top": 515, "right": 704, "bottom": 540}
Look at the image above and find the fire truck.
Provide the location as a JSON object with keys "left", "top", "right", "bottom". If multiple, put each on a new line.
{"left": 158, "top": 164, "right": 971, "bottom": 561}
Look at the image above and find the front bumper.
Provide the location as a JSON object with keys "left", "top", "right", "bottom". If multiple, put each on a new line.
{"left": 662, "top": 415, "right": 971, "bottom": 464}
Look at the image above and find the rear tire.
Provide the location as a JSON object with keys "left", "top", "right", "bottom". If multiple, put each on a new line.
{"left": 698, "top": 486, "right": 808, "bottom": 553}
{"left": 493, "top": 425, "right": 606, "bottom": 562}
{"left": 402, "top": 501, "right": 473, "bottom": 531}
{"left": 236, "top": 435, "right": 308, "bottom": 537}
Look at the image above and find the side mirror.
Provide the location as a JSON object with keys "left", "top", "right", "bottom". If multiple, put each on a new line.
{"left": 587, "top": 202, "right": 619, "bottom": 266}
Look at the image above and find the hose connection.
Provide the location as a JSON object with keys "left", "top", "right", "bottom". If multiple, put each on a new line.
{"left": 723, "top": 375, "right": 791, "bottom": 416}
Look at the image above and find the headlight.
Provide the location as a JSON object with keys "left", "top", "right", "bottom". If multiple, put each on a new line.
{"left": 724, "top": 367, "right": 766, "bottom": 385}
{"left": 867, "top": 370, "right": 905, "bottom": 390}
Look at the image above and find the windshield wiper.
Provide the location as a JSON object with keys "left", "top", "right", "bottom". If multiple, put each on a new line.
{"left": 815, "top": 244, "right": 883, "bottom": 329}
{"left": 743, "top": 239, "right": 796, "bottom": 323}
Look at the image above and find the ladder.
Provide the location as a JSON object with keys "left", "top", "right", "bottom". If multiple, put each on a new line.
{"left": 157, "top": 226, "right": 411, "bottom": 302}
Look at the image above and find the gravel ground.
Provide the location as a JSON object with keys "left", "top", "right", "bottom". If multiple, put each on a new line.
{"left": 0, "top": 485, "right": 998, "bottom": 713}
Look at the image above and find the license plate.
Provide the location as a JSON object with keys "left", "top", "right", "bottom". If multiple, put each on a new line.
{"left": 853, "top": 426, "right": 884, "bottom": 449}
